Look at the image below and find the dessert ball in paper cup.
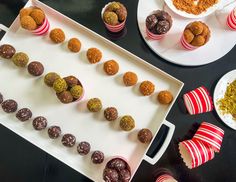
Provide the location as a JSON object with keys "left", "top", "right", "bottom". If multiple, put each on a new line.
{"left": 181, "top": 21, "right": 210, "bottom": 50}
{"left": 19, "top": 6, "right": 50, "bottom": 35}
{"left": 146, "top": 10, "right": 172, "bottom": 40}
{"left": 103, "top": 156, "right": 131, "bottom": 182}
{"left": 226, "top": 8, "right": 236, "bottom": 30}
{"left": 102, "top": 2, "right": 127, "bottom": 33}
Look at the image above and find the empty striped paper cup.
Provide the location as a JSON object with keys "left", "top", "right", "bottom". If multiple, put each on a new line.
{"left": 31, "top": 17, "right": 50, "bottom": 36}
{"left": 193, "top": 122, "right": 224, "bottom": 153}
{"left": 183, "top": 86, "right": 213, "bottom": 115}
{"left": 180, "top": 35, "right": 197, "bottom": 50}
{"left": 146, "top": 27, "right": 165, "bottom": 40}
{"left": 179, "top": 139, "right": 215, "bottom": 169}
{"left": 226, "top": 8, "right": 236, "bottom": 30}
{"left": 156, "top": 174, "right": 177, "bottom": 182}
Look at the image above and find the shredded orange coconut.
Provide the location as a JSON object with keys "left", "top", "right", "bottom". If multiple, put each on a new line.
{"left": 172, "top": 0, "right": 218, "bottom": 15}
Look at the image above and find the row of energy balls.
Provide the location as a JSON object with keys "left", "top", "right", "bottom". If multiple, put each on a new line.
{"left": 0, "top": 93, "right": 105, "bottom": 164}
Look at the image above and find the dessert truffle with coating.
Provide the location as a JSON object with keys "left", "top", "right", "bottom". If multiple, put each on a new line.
{"left": 68, "top": 38, "right": 81, "bottom": 53}
{"left": 157, "top": 90, "right": 173, "bottom": 104}
{"left": 120, "top": 115, "right": 135, "bottom": 131}
{"left": 53, "top": 78, "right": 68, "bottom": 93}
{"left": 61, "top": 134, "right": 76, "bottom": 147}
{"left": 91, "top": 150, "right": 104, "bottom": 164}
{"left": 20, "top": 16, "right": 37, "bottom": 30}
{"left": 44, "top": 72, "right": 60, "bottom": 87}
{"left": 64, "top": 75, "right": 79, "bottom": 88}
{"left": 87, "top": 48, "right": 102, "bottom": 64}
{"left": 30, "top": 8, "right": 45, "bottom": 25}
{"left": 103, "top": 168, "right": 119, "bottom": 182}
{"left": 57, "top": 91, "right": 73, "bottom": 104}
{"left": 70, "top": 85, "right": 83, "bottom": 99}
{"left": 27, "top": 61, "right": 44, "bottom": 76}
{"left": 1, "top": 99, "right": 18, "bottom": 113}
{"left": 104, "top": 107, "right": 118, "bottom": 121}
{"left": 0, "top": 44, "right": 16, "bottom": 59}
{"left": 123, "top": 71, "right": 138, "bottom": 86}
{"left": 103, "top": 60, "right": 119, "bottom": 75}
{"left": 77, "top": 141, "right": 91, "bottom": 155}
{"left": 87, "top": 98, "right": 102, "bottom": 112}
{"left": 33, "top": 116, "right": 47, "bottom": 130}
{"left": 138, "top": 128, "right": 153, "bottom": 143}
{"left": 48, "top": 126, "right": 61, "bottom": 139}
{"left": 19, "top": 7, "right": 33, "bottom": 18}
{"left": 139, "top": 81, "right": 155, "bottom": 96}
{"left": 16, "top": 108, "right": 32, "bottom": 121}
{"left": 12, "top": 52, "right": 29, "bottom": 67}
{"left": 50, "top": 28, "right": 65, "bottom": 43}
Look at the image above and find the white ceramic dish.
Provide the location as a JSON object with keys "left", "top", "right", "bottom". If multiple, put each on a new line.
{"left": 137, "top": 0, "right": 236, "bottom": 66}
{"left": 214, "top": 69, "right": 236, "bottom": 130}
{"left": 0, "top": 0, "right": 183, "bottom": 181}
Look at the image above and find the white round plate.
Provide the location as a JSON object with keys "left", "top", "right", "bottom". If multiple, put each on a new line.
{"left": 214, "top": 70, "right": 236, "bottom": 130}
{"left": 137, "top": 0, "right": 236, "bottom": 66}
{"left": 164, "top": 0, "right": 221, "bottom": 19}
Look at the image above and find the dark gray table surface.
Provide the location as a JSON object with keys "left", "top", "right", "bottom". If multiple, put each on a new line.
{"left": 0, "top": 0, "right": 236, "bottom": 182}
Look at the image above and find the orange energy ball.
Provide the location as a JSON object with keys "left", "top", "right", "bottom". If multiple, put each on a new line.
{"left": 157, "top": 90, "right": 173, "bottom": 104}
{"left": 30, "top": 8, "right": 45, "bottom": 25}
{"left": 50, "top": 28, "right": 65, "bottom": 43}
{"left": 103, "top": 60, "right": 119, "bottom": 75}
{"left": 86, "top": 48, "right": 102, "bottom": 64}
{"left": 123, "top": 71, "right": 138, "bottom": 86}
{"left": 20, "top": 15, "right": 37, "bottom": 30}
{"left": 139, "top": 81, "right": 155, "bottom": 96}
{"left": 68, "top": 38, "right": 81, "bottom": 53}
{"left": 19, "top": 7, "right": 33, "bottom": 19}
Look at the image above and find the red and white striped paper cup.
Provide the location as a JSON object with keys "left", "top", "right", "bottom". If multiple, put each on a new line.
{"left": 183, "top": 86, "right": 213, "bottom": 115}
{"left": 146, "top": 27, "right": 165, "bottom": 40}
{"left": 226, "top": 8, "right": 236, "bottom": 30}
{"left": 193, "top": 122, "right": 224, "bottom": 153}
{"left": 155, "top": 174, "right": 177, "bottom": 182}
{"left": 179, "top": 139, "right": 215, "bottom": 169}
{"left": 180, "top": 35, "right": 197, "bottom": 50}
{"left": 31, "top": 17, "right": 50, "bottom": 36}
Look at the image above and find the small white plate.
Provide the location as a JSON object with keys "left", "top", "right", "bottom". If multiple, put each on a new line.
{"left": 165, "top": 0, "right": 221, "bottom": 19}
{"left": 214, "top": 70, "right": 236, "bottom": 130}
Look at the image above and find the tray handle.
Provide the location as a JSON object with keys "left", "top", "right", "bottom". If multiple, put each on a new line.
{"left": 0, "top": 24, "right": 9, "bottom": 33}
{"left": 143, "top": 119, "right": 175, "bottom": 165}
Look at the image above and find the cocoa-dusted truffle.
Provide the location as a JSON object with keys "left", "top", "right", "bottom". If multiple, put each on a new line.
{"left": 87, "top": 48, "right": 102, "bottom": 64}
{"left": 12, "top": 52, "right": 29, "bottom": 67}
{"left": 77, "top": 141, "right": 91, "bottom": 155}
{"left": 53, "top": 78, "right": 68, "bottom": 93}
{"left": 120, "top": 115, "right": 135, "bottom": 131}
{"left": 50, "top": 28, "right": 65, "bottom": 43}
{"left": 107, "top": 158, "right": 126, "bottom": 171}
{"left": 68, "top": 38, "right": 81, "bottom": 53}
{"left": 157, "top": 90, "right": 173, "bottom": 104}
{"left": 139, "top": 81, "right": 155, "bottom": 96}
{"left": 87, "top": 98, "right": 102, "bottom": 112}
{"left": 103, "top": 168, "right": 119, "bottom": 182}
{"left": 48, "top": 126, "right": 61, "bottom": 139}
{"left": 44, "top": 72, "right": 60, "bottom": 87}
{"left": 70, "top": 85, "right": 83, "bottom": 99}
{"left": 104, "top": 107, "right": 118, "bottom": 121}
{"left": 63, "top": 76, "right": 79, "bottom": 88}
{"left": 0, "top": 92, "right": 3, "bottom": 104}
{"left": 91, "top": 150, "right": 104, "bottom": 164}
{"left": 119, "top": 169, "right": 131, "bottom": 181}
{"left": 33, "top": 116, "right": 47, "bottom": 130}
{"left": 103, "top": 60, "right": 119, "bottom": 75}
{"left": 16, "top": 108, "right": 32, "bottom": 121}
{"left": 123, "top": 71, "right": 138, "bottom": 86}
{"left": 138, "top": 128, "right": 153, "bottom": 143}
{"left": 61, "top": 133, "right": 76, "bottom": 147}
{"left": 0, "top": 44, "right": 16, "bottom": 59}
{"left": 57, "top": 91, "right": 73, "bottom": 104}
{"left": 1, "top": 99, "right": 18, "bottom": 113}
{"left": 27, "top": 61, "right": 44, "bottom": 76}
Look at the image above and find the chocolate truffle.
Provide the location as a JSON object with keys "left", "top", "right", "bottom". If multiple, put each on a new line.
{"left": 12, "top": 52, "right": 29, "bottom": 67}
{"left": 50, "top": 28, "right": 65, "bottom": 43}
{"left": 30, "top": 8, "right": 45, "bottom": 25}
{"left": 61, "top": 133, "right": 76, "bottom": 147}
{"left": 77, "top": 141, "right": 91, "bottom": 155}
{"left": 138, "top": 128, "right": 153, "bottom": 143}
{"left": 70, "top": 85, "right": 83, "bottom": 99}
{"left": 123, "top": 71, "right": 138, "bottom": 86}
{"left": 139, "top": 81, "right": 155, "bottom": 96}
{"left": 68, "top": 38, "right": 81, "bottom": 53}
{"left": 103, "top": 11, "right": 119, "bottom": 25}
{"left": 87, "top": 48, "right": 102, "bottom": 64}
{"left": 91, "top": 150, "right": 104, "bottom": 164}
{"left": 103, "top": 60, "right": 119, "bottom": 75}
{"left": 157, "top": 90, "right": 173, "bottom": 104}
{"left": 107, "top": 158, "right": 126, "bottom": 171}
{"left": 146, "top": 14, "right": 158, "bottom": 31}
{"left": 53, "top": 78, "right": 68, "bottom": 93}
{"left": 104, "top": 107, "right": 118, "bottom": 121}
{"left": 119, "top": 169, "right": 131, "bottom": 182}
{"left": 0, "top": 92, "right": 3, "bottom": 104}
{"left": 103, "top": 168, "right": 119, "bottom": 182}
{"left": 1, "top": 99, "right": 18, "bottom": 113}
{"left": 27, "top": 61, "right": 44, "bottom": 76}
{"left": 116, "top": 3, "right": 127, "bottom": 22}
{"left": 16, "top": 108, "right": 32, "bottom": 121}
{"left": 63, "top": 76, "right": 79, "bottom": 88}
{"left": 44, "top": 72, "right": 61, "bottom": 87}
{"left": 0, "top": 44, "right": 16, "bottom": 59}
{"left": 57, "top": 91, "right": 73, "bottom": 104}
{"left": 87, "top": 98, "right": 102, "bottom": 112}
{"left": 48, "top": 125, "right": 61, "bottom": 139}
{"left": 33, "top": 116, "right": 47, "bottom": 130}
{"left": 120, "top": 115, "right": 135, "bottom": 131}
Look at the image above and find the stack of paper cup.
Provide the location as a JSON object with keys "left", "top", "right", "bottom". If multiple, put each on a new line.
{"left": 226, "top": 8, "right": 236, "bottom": 30}
{"left": 31, "top": 17, "right": 50, "bottom": 36}
{"left": 180, "top": 35, "right": 197, "bottom": 51}
{"left": 155, "top": 174, "right": 177, "bottom": 182}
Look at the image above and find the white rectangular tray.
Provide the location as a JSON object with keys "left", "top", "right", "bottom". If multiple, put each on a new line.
{"left": 0, "top": 0, "right": 183, "bottom": 181}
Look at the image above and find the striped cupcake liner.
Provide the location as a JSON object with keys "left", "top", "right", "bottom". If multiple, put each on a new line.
{"left": 155, "top": 174, "right": 177, "bottom": 182}
{"left": 146, "top": 27, "right": 164, "bottom": 40}
{"left": 180, "top": 35, "right": 197, "bottom": 51}
{"left": 31, "top": 17, "right": 50, "bottom": 36}
{"left": 226, "top": 8, "right": 236, "bottom": 30}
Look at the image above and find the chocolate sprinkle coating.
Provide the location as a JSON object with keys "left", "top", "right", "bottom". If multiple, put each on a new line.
{"left": 103, "top": 168, "right": 119, "bottom": 182}
{"left": 138, "top": 128, "right": 153, "bottom": 143}
{"left": 28, "top": 61, "right": 44, "bottom": 76}
{"left": 16, "top": 108, "right": 32, "bottom": 121}
{"left": 104, "top": 107, "right": 118, "bottom": 121}
{"left": 91, "top": 150, "right": 104, "bottom": 164}
{"left": 1, "top": 99, "right": 18, "bottom": 113}
{"left": 107, "top": 158, "right": 126, "bottom": 171}
{"left": 48, "top": 126, "right": 61, "bottom": 139}
{"left": 0, "top": 44, "right": 16, "bottom": 59}
{"left": 77, "top": 141, "right": 91, "bottom": 155}
{"left": 0, "top": 93, "right": 3, "bottom": 104}
{"left": 32, "top": 116, "right": 47, "bottom": 130}
{"left": 61, "top": 134, "right": 76, "bottom": 147}
{"left": 119, "top": 169, "right": 131, "bottom": 182}
{"left": 146, "top": 14, "right": 158, "bottom": 31}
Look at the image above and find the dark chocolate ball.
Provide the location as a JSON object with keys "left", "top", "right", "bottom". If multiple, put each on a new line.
{"left": 104, "top": 107, "right": 118, "bottom": 121}
{"left": 107, "top": 158, "right": 126, "bottom": 171}
{"left": 156, "top": 20, "right": 170, "bottom": 34}
{"left": 63, "top": 76, "right": 79, "bottom": 88}
{"left": 137, "top": 128, "right": 153, "bottom": 143}
{"left": 27, "top": 61, "right": 44, "bottom": 76}
{"left": 91, "top": 150, "right": 104, "bottom": 164}
{"left": 16, "top": 108, "right": 32, "bottom": 121}
{"left": 103, "top": 168, "right": 119, "bottom": 182}
{"left": 0, "top": 92, "right": 3, "bottom": 104}
{"left": 146, "top": 14, "right": 158, "bottom": 32}
{"left": 48, "top": 126, "right": 61, "bottom": 139}
{"left": 119, "top": 169, "right": 131, "bottom": 182}
{"left": 57, "top": 91, "right": 73, "bottom": 104}
{"left": 1, "top": 99, "right": 18, "bottom": 113}
{"left": 61, "top": 134, "right": 76, "bottom": 147}
{"left": 32, "top": 116, "right": 47, "bottom": 130}
{"left": 77, "top": 141, "right": 91, "bottom": 155}
{"left": 0, "top": 44, "right": 16, "bottom": 59}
